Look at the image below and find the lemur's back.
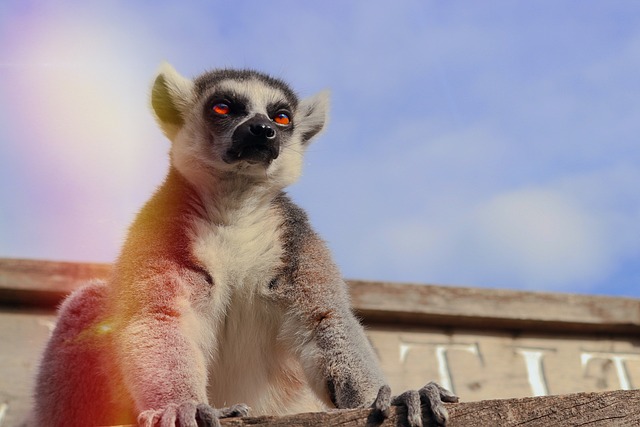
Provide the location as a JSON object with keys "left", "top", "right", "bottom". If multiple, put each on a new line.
{"left": 34, "top": 281, "right": 135, "bottom": 426}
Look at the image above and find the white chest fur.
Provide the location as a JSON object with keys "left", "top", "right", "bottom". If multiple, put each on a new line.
{"left": 188, "top": 204, "right": 322, "bottom": 414}
{"left": 191, "top": 204, "right": 283, "bottom": 296}
{"left": 187, "top": 201, "right": 284, "bottom": 359}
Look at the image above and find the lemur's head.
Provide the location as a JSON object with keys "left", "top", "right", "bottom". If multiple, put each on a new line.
{"left": 151, "top": 63, "right": 329, "bottom": 188}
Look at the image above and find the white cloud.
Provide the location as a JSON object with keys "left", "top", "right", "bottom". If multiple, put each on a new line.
{"left": 342, "top": 156, "right": 640, "bottom": 293}
{"left": 362, "top": 187, "right": 613, "bottom": 292}
{"left": 456, "top": 189, "right": 612, "bottom": 289}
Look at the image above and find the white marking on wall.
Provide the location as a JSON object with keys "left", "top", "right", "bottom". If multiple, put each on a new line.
{"left": 399, "top": 343, "right": 413, "bottom": 365}
{"left": 0, "top": 402, "right": 8, "bottom": 427}
{"left": 400, "top": 341, "right": 481, "bottom": 394}
{"left": 434, "top": 344, "right": 481, "bottom": 393}
{"left": 515, "top": 348, "right": 550, "bottom": 396}
{"left": 581, "top": 351, "right": 640, "bottom": 390}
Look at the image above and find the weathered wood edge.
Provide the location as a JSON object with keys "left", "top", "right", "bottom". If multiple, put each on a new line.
{"left": 0, "top": 257, "right": 112, "bottom": 307}
{"left": 349, "top": 280, "right": 640, "bottom": 334}
{"left": 107, "top": 389, "right": 640, "bottom": 426}
{"left": 2, "top": 258, "right": 640, "bottom": 334}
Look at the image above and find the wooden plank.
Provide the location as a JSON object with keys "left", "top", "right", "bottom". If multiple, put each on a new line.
{"left": 107, "top": 389, "right": 640, "bottom": 426}
{"left": 1, "top": 258, "right": 640, "bottom": 334}
{"left": 0, "top": 258, "right": 111, "bottom": 306}
{"left": 349, "top": 280, "right": 640, "bottom": 334}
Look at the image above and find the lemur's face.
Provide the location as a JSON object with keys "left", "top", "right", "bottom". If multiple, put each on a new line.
{"left": 198, "top": 77, "right": 298, "bottom": 167}
{"left": 151, "top": 64, "right": 328, "bottom": 188}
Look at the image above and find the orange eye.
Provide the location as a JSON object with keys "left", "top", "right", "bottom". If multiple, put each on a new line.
{"left": 212, "top": 103, "right": 230, "bottom": 115}
{"left": 274, "top": 112, "right": 291, "bottom": 125}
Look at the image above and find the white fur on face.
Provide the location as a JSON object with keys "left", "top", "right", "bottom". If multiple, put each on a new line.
{"left": 216, "top": 79, "right": 289, "bottom": 116}
{"left": 170, "top": 77, "right": 317, "bottom": 192}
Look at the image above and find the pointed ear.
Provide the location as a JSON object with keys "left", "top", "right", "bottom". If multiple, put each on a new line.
{"left": 296, "top": 90, "right": 330, "bottom": 145}
{"left": 150, "top": 62, "right": 195, "bottom": 140}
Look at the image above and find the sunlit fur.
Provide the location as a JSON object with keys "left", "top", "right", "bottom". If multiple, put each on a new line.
{"left": 33, "top": 64, "right": 389, "bottom": 427}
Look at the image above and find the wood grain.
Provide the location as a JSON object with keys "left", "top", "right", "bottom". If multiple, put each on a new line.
{"left": 106, "top": 389, "right": 640, "bottom": 426}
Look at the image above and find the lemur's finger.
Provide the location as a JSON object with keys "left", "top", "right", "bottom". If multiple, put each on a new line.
{"left": 137, "top": 409, "right": 161, "bottom": 427}
{"left": 434, "top": 382, "right": 459, "bottom": 403}
{"left": 176, "top": 402, "right": 197, "bottom": 427}
{"left": 372, "top": 384, "right": 392, "bottom": 419}
{"left": 196, "top": 403, "right": 221, "bottom": 427}
{"left": 392, "top": 390, "right": 422, "bottom": 427}
{"left": 419, "top": 383, "right": 450, "bottom": 426}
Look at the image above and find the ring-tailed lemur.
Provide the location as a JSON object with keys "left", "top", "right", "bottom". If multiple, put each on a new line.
{"left": 33, "top": 63, "right": 458, "bottom": 427}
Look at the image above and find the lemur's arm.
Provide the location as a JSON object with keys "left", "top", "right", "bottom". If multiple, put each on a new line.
{"left": 303, "top": 299, "right": 386, "bottom": 408}
{"left": 273, "top": 199, "right": 457, "bottom": 426}
{"left": 284, "top": 265, "right": 457, "bottom": 426}
{"left": 112, "top": 265, "right": 247, "bottom": 426}
{"left": 115, "top": 280, "right": 203, "bottom": 418}
{"left": 269, "top": 197, "right": 382, "bottom": 408}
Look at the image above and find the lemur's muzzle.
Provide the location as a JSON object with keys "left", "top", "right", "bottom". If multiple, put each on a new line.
{"left": 227, "top": 115, "right": 280, "bottom": 165}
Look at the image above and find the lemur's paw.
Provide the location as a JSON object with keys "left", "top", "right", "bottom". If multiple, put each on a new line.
{"left": 194, "top": 402, "right": 250, "bottom": 426}
{"left": 217, "top": 403, "right": 250, "bottom": 418}
{"left": 371, "top": 382, "right": 458, "bottom": 427}
{"left": 138, "top": 401, "right": 250, "bottom": 427}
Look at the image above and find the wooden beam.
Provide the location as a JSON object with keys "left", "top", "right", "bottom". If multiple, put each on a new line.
{"left": 1, "top": 258, "right": 640, "bottom": 334}
{"left": 349, "top": 280, "right": 640, "bottom": 334}
{"left": 0, "top": 258, "right": 111, "bottom": 306}
{"left": 107, "top": 389, "right": 640, "bottom": 426}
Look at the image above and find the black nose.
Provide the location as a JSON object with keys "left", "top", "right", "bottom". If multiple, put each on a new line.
{"left": 227, "top": 116, "right": 280, "bottom": 165}
{"left": 249, "top": 123, "right": 276, "bottom": 140}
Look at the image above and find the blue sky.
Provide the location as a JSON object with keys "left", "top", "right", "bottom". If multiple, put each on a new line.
{"left": 1, "top": 1, "right": 639, "bottom": 296}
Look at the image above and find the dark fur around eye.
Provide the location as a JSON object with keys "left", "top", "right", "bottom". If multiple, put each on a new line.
{"left": 268, "top": 102, "right": 292, "bottom": 118}
{"left": 204, "top": 92, "right": 248, "bottom": 118}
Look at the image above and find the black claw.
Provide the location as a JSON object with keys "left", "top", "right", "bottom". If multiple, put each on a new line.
{"left": 220, "top": 403, "right": 250, "bottom": 418}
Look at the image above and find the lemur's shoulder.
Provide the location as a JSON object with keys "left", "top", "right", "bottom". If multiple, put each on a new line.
{"left": 269, "top": 192, "right": 343, "bottom": 294}
{"left": 113, "top": 167, "right": 208, "bottom": 288}
{"left": 273, "top": 192, "right": 311, "bottom": 231}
